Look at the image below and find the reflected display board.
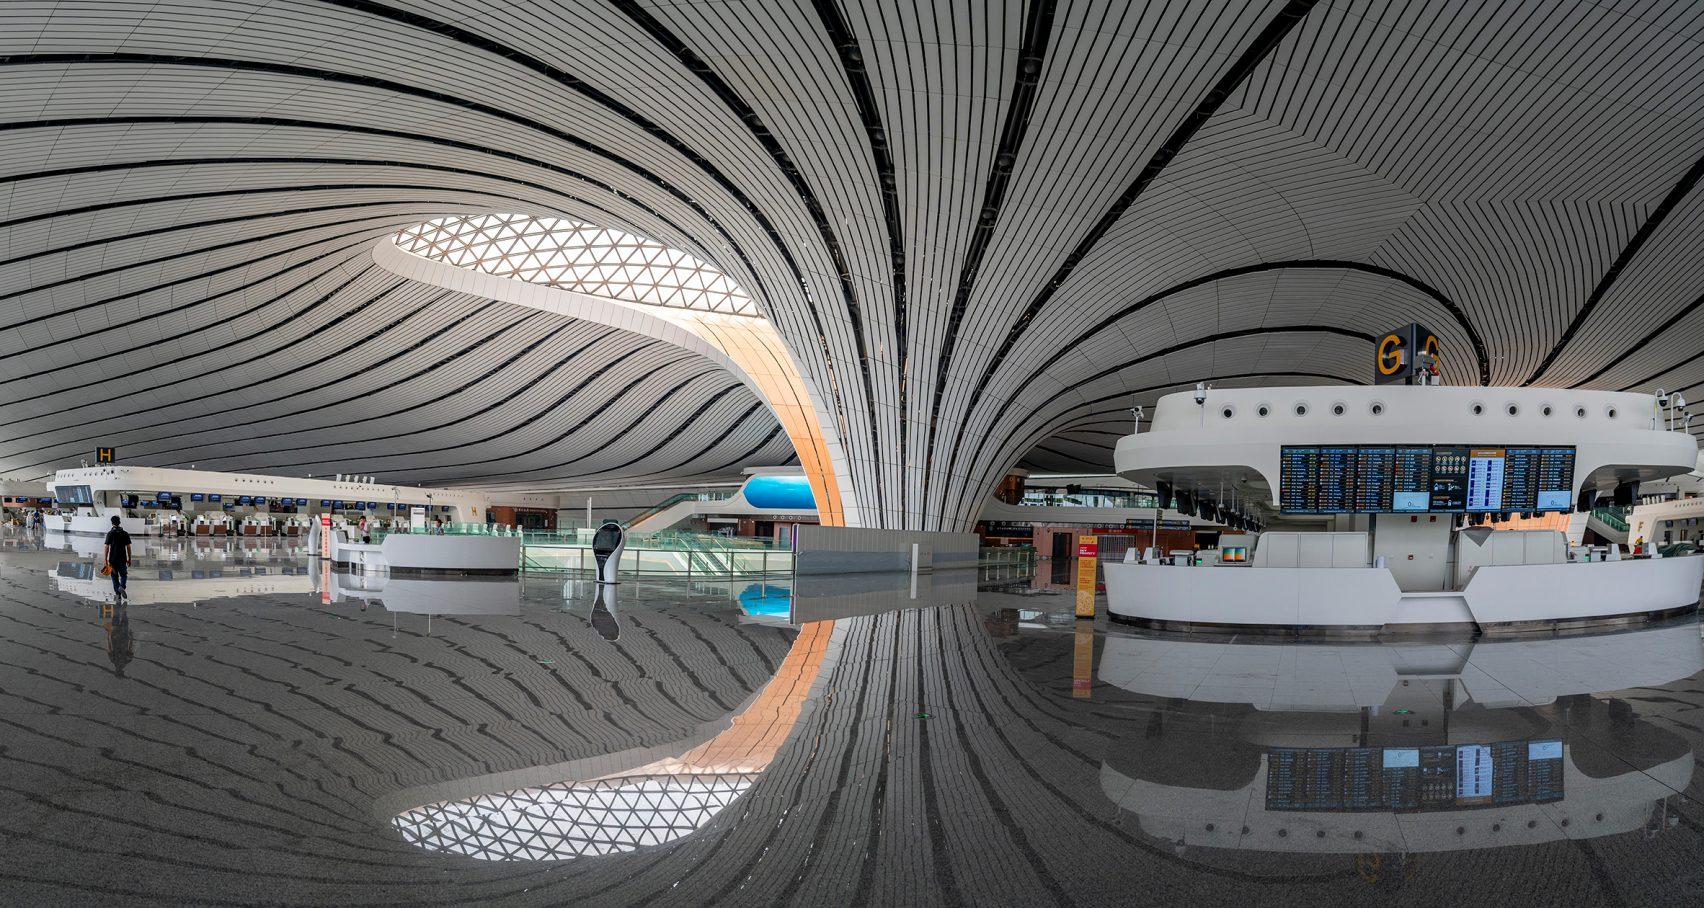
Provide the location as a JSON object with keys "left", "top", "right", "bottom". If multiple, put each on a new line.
{"left": 1266, "top": 739, "right": 1563, "bottom": 812}
{"left": 1280, "top": 445, "right": 1574, "bottom": 514}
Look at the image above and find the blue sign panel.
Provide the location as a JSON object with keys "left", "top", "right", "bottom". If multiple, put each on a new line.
{"left": 742, "top": 475, "right": 816, "bottom": 510}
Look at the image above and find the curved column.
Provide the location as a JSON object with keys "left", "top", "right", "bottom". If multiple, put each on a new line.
{"left": 373, "top": 239, "right": 851, "bottom": 526}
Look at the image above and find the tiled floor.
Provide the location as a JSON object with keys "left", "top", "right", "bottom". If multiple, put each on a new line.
{"left": 3, "top": 530, "right": 1703, "bottom": 905}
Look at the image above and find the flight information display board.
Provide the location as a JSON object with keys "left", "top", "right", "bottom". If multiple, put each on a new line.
{"left": 1266, "top": 739, "right": 1564, "bottom": 812}
{"left": 1280, "top": 445, "right": 1574, "bottom": 514}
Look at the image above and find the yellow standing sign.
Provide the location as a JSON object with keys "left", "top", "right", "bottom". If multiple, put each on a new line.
{"left": 1075, "top": 535, "right": 1099, "bottom": 619}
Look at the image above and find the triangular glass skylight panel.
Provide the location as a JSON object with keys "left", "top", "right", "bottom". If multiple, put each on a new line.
{"left": 396, "top": 214, "right": 760, "bottom": 317}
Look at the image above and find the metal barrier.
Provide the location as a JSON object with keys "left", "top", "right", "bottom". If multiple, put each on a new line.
{"left": 978, "top": 546, "right": 1037, "bottom": 583}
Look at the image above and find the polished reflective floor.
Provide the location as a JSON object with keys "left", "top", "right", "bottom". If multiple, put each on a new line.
{"left": 3, "top": 530, "right": 1704, "bottom": 905}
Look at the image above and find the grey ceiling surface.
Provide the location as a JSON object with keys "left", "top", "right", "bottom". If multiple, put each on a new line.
{"left": 0, "top": 1, "right": 1700, "bottom": 524}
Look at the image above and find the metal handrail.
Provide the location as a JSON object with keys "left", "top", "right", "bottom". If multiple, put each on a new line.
{"left": 1591, "top": 507, "right": 1629, "bottom": 532}
{"left": 626, "top": 489, "right": 737, "bottom": 527}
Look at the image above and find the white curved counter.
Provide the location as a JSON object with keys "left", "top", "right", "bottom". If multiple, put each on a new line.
{"left": 1104, "top": 554, "right": 1704, "bottom": 633}
{"left": 47, "top": 515, "right": 155, "bottom": 537}
{"left": 332, "top": 533, "right": 521, "bottom": 575}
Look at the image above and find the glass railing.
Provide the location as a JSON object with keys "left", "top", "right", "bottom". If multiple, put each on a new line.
{"left": 1017, "top": 490, "right": 1157, "bottom": 510}
{"left": 522, "top": 532, "right": 793, "bottom": 578}
{"left": 1591, "top": 507, "right": 1629, "bottom": 532}
{"left": 626, "top": 489, "right": 738, "bottom": 527}
{"left": 347, "top": 524, "right": 1019, "bottom": 584}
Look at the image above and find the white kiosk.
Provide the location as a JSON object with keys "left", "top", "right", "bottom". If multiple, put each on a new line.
{"left": 1103, "top": 384, "right": 1702, "bottom": 633}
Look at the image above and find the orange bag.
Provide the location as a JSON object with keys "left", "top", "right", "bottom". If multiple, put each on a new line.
{"left": 100, "top": 563, "right": 113, "bottom": 577}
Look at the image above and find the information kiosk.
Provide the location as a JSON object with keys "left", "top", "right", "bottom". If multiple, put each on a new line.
{"left": 592, "top": 521, "right": 627, "bottom": 585}
{"left": 1103, "top": 385, "right": 1702, "bottom": 633}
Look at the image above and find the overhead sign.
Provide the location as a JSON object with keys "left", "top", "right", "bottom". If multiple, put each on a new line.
{"left": 96, "top": 446, "right": 117, "bottom": 464}
{"left": 1374, "top": 323, "right": 1440, "bottom": 385}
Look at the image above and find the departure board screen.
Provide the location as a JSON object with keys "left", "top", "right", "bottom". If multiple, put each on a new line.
{"left": 1279, "top": 445, "right": 1574, "bottom": 514}
{"left": 1265, "top": 739, "right": 1564, "bottom": 812}
{"left": 1354, "top": 447, "right": 1396, "bottom": 512}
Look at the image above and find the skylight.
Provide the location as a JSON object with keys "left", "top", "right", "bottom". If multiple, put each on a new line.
{"left": 395, "top": 213, "right": 760, "bottom": 317}
{"left": 392, "top": 772, "right": 757, "bottom": 861}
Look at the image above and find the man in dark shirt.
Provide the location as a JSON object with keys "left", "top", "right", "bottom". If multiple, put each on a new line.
{"left": 102, "top": 515, "right": 132, "bottom": 597}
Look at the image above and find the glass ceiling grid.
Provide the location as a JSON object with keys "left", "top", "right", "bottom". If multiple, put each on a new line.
{"left": 392, "top": 773, "right": 758, "bottom": 861}
{"left": 395, "top": 214, "right": 760, "bottom": 317}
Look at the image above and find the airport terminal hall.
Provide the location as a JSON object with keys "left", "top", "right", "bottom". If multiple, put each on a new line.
{"left": 8, "top": 2, "right": 1704, "bottom": 905}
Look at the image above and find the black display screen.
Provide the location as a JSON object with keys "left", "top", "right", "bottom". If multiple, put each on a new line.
{"left": 1280, "top": 445, "right": 1575, "bottom": 514}
{"left": 1266, "top": 739, "right": 1564, "bottom": 812}
{"left": 53, "top": 485, "right": 93, "bottom": 506}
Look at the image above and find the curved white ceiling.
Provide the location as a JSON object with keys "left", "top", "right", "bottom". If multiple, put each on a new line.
{"left": 1, "top": 1, "right": 1701, "bottom": 525}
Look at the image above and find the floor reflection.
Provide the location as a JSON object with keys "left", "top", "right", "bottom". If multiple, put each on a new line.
{"left": 2, "top": 530, "right": 1702, "bottom": 904}
{"left": 1095, "top": 626, "right": 1700, "bottom": 857}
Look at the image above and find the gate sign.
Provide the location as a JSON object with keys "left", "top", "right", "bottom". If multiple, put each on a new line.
{"left": 1374, "top": 323, "right": 1440, "bottom": 385}
{"left": 96, "top": 446, "right": 117, "bottom": 464}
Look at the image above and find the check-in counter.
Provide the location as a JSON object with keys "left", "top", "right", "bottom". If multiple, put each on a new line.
{"left": 49, "top": 514, "right": 153, "bottom": 537}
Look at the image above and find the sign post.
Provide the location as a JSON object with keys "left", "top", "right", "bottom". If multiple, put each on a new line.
{"left": 1074, "top": 535, "right": 1099, "bottom": 619}
{"left": 1374, "top": 323, "right": 1441, "bottom": 385}
{"left": 318, "top": 515, "right": 333, "bottom": 604}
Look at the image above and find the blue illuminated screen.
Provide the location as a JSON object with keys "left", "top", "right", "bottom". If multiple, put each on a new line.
{"left": 742, "top": 474, "right": 816, "bottom": 510}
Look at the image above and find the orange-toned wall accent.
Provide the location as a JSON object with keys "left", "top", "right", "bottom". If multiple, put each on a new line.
{"left": 1494, "top": 512, "right": 1573, "bottom": 534}
{"left": 675, "top": 315, "right": 846, "bottom": 527}
{"left": 613, "top": 619, "right": 834, "bottom": 776}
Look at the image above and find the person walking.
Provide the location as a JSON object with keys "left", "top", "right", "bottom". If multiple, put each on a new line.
{"left": 103, "top": 515, "right": 133, "bottom": 598}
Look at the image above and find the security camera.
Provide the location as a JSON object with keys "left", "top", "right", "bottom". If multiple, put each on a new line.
{"left": 1656, "top": 391, "right": 1671, "bottom": 408}
{"left": 1194, "top": 382, "right": 1208, "bottom": 406}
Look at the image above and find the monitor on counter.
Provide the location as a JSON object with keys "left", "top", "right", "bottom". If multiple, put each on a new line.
{"left": 1280, "top": 444, "right": 1574, "bottom": 515}
{"left": 53, "top": 485, "right": 94, "bottom": 506}
{"left": 296, "top": 498, "right": 309, "bottom": 506}
{"left": 208, "top": 494, "right": 222, "bottom": 502}
{"left": 190, "top": 493, "right": 205, "bottom": 502}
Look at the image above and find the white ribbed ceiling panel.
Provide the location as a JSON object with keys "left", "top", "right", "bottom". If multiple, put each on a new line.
{"left": 1, "top": 1, "right": 1700, "bottom": 526}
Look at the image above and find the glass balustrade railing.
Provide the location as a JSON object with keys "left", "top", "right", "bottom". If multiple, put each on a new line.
{"left": 522, "top": 533, "right": 793, "bottom": 578}
{"left": 349, "top": 523, "right": 1030, "bottom": 584}
{"left": 1591, "top": 507, "right": 1630, "bottom": 532}
{"left": 625, "top": 489, "right": 738, "bottom": 527}
{"left": 1017, "top": 490, "right": 1157, "bottom": 510}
